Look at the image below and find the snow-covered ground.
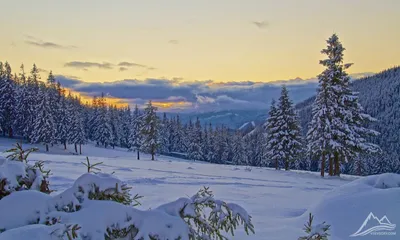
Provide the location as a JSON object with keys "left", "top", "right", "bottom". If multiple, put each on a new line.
{"left": 0, "top": 138, "right": 398, "bottom": 240}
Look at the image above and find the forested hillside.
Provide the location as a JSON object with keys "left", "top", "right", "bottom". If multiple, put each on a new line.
{"left": 296, "top": 66, "right": 400, "bottom": 174}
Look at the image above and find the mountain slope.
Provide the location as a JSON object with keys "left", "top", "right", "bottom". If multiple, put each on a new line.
{"left": 296, "top": 66, "right": 400, "bottom": 173}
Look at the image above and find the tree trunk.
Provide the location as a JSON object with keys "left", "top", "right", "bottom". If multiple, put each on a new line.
{"left": 113, "top": 145, "right": 115, "bottom": 149}
{"left": 137, "top": 149, "right": 140, "bottom": 160}
{"left": 64, "top": 141, "right": 67, "bottom": 150}
{"left": 334, "top": 152, "right": 340, "bottom": 176}
{"left": 46, "top": 144, "right": 49, "bottom": 152}
{"left": 357, "top": 160, "right": 362, "bottom": 176}
{"left": 79, "top": 144, "right": 82, "bottom": 155}
{"left": 275, "top": 159, "right": 279, "bottom": 170}
{"left": 285, "top": 159, "right": 289, "bottom": 171}
{"left": 328, "top": 154, "right": 333, "bottom": 176}
{"left": 321, "top": 153, "right": 325, "bottom": 177}
{"left": 74, "top": 144, "right": 78, "bottom": 153}
{"left": 8, "top": 127, "right": 13, "bottom": 138}
{"left": 151, "top": 153, "right": 155, "bottom": 161}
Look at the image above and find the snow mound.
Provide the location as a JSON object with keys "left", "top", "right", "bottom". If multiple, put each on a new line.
{"left": 305, "top": 173, "right": 400, "bottom": 239}
{"left": 363, "top": 173, "right": 400, "bottom": 189}
{"left": 0, "top": 169, "right": 254, "bottom": 239}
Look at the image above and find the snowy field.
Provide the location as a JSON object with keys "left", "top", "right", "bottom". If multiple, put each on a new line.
{"left": 0, "top": 138, "right": 399, "bottom": 240}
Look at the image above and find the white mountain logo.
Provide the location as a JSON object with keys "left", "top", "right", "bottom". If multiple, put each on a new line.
{"left": 350, "top": 212, "right": 396, "bottom": 237}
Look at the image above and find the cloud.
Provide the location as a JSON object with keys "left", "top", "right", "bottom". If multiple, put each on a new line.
{"left": 64, "top": 61, "right": 113, "bottom": 70}
{"left": 118, "top": 62, "right": 147, "bottom": 68}
{"left": 168, "top": 40, "right": 179, "bottom": 44}
{"left": 38, "top": 68, "right": 49, "bottom": 73}
{"left": 118, "top": 62, "right": 155, "bottom": 71}
{"left": 54, "top": 75, "right": 82, "bottom": 88}
{"left": 119, "top": 67, "right": 128, "bottom": 72}
{"left": 53, "top": 71, "right": 372, "bottom": 112}
{"left": 24, "top": 35, "right": 77, "bottom": 49}
{"left": 252, "top": 21, "right": 269, "bottom": 29}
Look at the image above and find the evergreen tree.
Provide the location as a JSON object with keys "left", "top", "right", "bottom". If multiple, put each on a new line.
{"left": 24, "top": 64, "right": 41, "bottom": 142}
{"left": 187, "top": 118, "right": 203, "bottom": 161}
{"left": 308, "top": 34, "right": 380, "bottom": 176}
{"left": 13, "top": 64, "right": 28, "bottom": 137}
{"left": 159, "top": 113, "right": 171, "bottom": 154}
{"left": 31, "top": 83, "right": 56, "bottom": 151}
{"left": 269, "top": 86, "right": 303, "bottom": 170}
{"left": 57, "top": 87, "right": 70, "bottom": 149}
{"left": 68, "top": 96, "right": 86, "bottom": 154}
{"left": 264, "top": 99, "right": 280, "bottom": 168}
{"left": 94, "top": 93, "right": 112, "bottom": 148}
{"left": 109, "top": 105, "right": 123, "bottom": 149}
{"left": 120, "top": 106, "right": 132, "bottom": 148}
{"left": 0, "top": 62, "right": 16, "bottom": 137}
{"left": 141, "top": 101, "right": 159, "bottom": 160}
{"left": 172, "top": 115, "right": 184, "bottom": 152}
{"left": 129, "top": 105, "right": 143, "bottom": 160}
{"left": 232, "top": 131, "right": 246, "bottom": 165}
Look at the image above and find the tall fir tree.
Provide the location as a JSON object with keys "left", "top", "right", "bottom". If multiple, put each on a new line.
{"left": 264, "top": 99, "right": 280, "bottom": 169}
{"left": 0, "top": 62, "right": 16, "bottom": 137}
{"left": 187, "top": 118, "right": 203, "bottom": 161}
{"left": 129, "top": 105, "right": 143, "bottom": 160}
{"left": 120, "top": 106, "right": 132, "bottom": 148}
{"left": 68, "top": 96, "right": 86, "bottom": 154}
{"left": 31, "top": 83, "right": 56, "bottom": 151}
{"left": 57, "top": 86, "right": 70, "bottom": 149}
{"left": 141, "top": 101, "right": 159, "bottom": 160}
{"left": 232, "top": 130, "right": 247, "bottom": 165}
{"left": 94, "top": 93, "right": 112, "bottom": 147}
{"left": 269, "top": 86, "right": 303, "bottom": 170}
{"left": 13, "top": 64, "right": 28, "bottom": 137}
{"left": 308, "top": 34, "right": 380, "bottom": 176}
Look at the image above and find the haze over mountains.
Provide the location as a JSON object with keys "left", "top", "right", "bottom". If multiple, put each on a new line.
{"left": 159, "top": 72, "right": 374, "bottom": 128}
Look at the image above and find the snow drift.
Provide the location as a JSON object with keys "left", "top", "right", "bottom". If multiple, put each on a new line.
{"left": 304, "top": 173, "right": 400, "bottom": 239}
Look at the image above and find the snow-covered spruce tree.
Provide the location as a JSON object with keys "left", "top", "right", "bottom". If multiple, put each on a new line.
{"left": 308, "top": 34, "right": 380, "bottom": 177}
{"left": 46, "top": 71, "right": 60, "bottom": 146}
{"left": 141, "top": 101, "right": 159, "bottom": 160}
{"left": 232, "top": 130, "right": 247, "bottom": 165}
{"left": 24, "top": 64, "right": 41, "bottom": 142}
{"left": 172, "top": 115, "right": 184, "bottom": 153}
{"left": 0, "top": 145, "right": 255, "bottom": 240}
{"left": 245, "top": 127, "right": 266, "bottom": 167}
{"left": 187, "top": 118, "right": 203, "bottom": 161}
{"left": 264, "top": 99, "right": 280, "bottom": 169}
{"left": 0, "top": 62, "right": 16, "bottom": 138}
{"left": 57, "top": 88, "right": 71, "bottom": 150}
{"left": 67, "top": 96, "right": 86, "bottom": 154}
{"left": 159, "top": 112, "right": 171, "bottom": 154}
{"left": 205, "top": 123, "right": 217, "bottom": 163}
{"left": 109, "top": 105, "right": 123, "bottom": 149}
{"left": 270, "top": 86, "right": 304, "bottom": 170}
{"left": 31, "top": 83, "right": 57, "bottom": 152}
{"left": 13, "top": 64, "right": 29, "bottom": 137}
{"left": 87, "top": 96, "right": 100, "bottom": 143}
{"left": 129, "top": 105, "right": 143, "bottom": 160}
{"left": 94, "top": 93, "right": 113, "bottom": 148}
{"left": 120, "top": 106, "right": 132, "bottom": 148}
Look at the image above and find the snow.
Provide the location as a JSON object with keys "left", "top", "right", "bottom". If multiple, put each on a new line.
{"left": 0, "top": 138, "right": 398, "bottom": 239}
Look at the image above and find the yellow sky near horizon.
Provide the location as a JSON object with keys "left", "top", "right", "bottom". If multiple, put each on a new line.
{"left": 1, "top": 0, "right": 399, "bottom": 85}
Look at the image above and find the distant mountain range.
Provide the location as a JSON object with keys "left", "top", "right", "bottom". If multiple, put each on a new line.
{"left": 163, "top": 72, "right": 375, "bottom": 129}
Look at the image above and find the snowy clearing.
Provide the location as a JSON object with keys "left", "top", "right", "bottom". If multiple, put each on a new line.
{"left": 0, "top": 138, "right": 398, "bottom": 240}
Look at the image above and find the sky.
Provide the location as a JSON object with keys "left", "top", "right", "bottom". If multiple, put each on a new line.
{"left": 1, "top": 0, "right": 399, "bottom": 111}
